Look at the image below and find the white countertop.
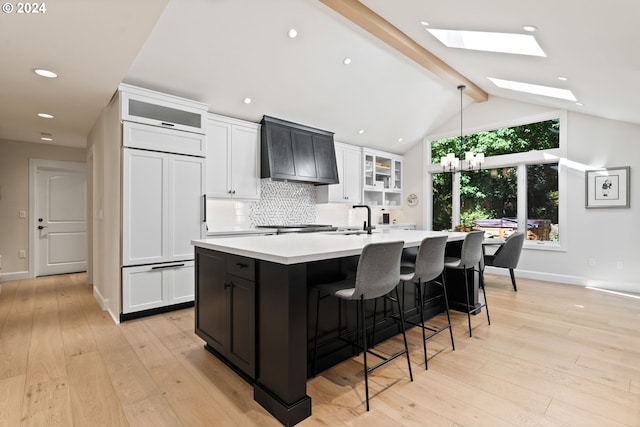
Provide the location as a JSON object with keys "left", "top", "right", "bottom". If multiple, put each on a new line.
{"left": 192, "top": 229, "right": 467, "bottom": 265}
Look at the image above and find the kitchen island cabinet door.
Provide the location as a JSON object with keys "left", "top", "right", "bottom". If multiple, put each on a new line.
{"left": 227, "top": 275, "right": 255, "bottom": 378}
{"left": 195, "top": 248, "right": 256, "bottom": 379}
{"left": 195, "top": 249, "right": 228, "bottom": 354}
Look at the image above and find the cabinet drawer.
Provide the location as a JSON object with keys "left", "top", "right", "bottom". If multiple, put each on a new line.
{"left": 226, "top": 255, "right": 255, "bottom": 281}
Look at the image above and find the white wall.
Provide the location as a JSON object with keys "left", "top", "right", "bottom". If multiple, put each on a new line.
{"left": 0, "top": 139, "right": 86, "bottom": 280}
{"left": 403, "top": 96, "right": 640, "bottom": 293}
{"left": 86, "top": 95, "right": 122, "bottom": 322}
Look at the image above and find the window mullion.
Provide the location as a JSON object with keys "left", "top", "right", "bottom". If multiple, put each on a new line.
{"left": 452, "top": 171, "right": 461, "bottom": 229}
{"left": 517, "top": 164, "right": 527, "bottom": 234}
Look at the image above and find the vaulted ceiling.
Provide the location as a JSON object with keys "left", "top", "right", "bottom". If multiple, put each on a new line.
{"left": 2, "top": 0, "right": 639, "bottom": 152}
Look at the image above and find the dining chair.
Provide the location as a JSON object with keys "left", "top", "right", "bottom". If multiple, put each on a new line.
{"left": 483, "top": 232, "right": 525, "bottom": 291}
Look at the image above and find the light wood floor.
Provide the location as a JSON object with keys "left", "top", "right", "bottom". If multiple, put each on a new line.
{"left": 0, "top": 273, "right": 638, "bottom": 426}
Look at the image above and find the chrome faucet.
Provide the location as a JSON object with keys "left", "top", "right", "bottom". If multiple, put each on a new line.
{"left": 352, "top": 205, "right": 372, "bottom": 234}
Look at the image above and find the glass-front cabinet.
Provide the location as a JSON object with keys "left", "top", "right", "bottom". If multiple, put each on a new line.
{"left": 363, "top": 149, "right": 403, "bottom": 207}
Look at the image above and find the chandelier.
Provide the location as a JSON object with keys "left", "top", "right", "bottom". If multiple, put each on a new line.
{"left": 440, "top": 85, "right": 484, "bottom": 172}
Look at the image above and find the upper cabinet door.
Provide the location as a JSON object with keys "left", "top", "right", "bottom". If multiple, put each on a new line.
{"left": 206, "top": 114, "right": 260, "bottom": 200}
{"left": 317, "top": 142, "right": 362, "bottom": 204}
{"left": 206, "top": 119, "right": 232, "bottom": 198}
{"left": 230, "top": 124, "right": 260, "bottom": 200}
{"left": 342, "top": 145, "right": 362, "bottom": 203}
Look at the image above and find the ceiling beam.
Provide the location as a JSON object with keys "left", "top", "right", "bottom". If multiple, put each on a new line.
{"left": 319, "top": 0, "right": 488, "bottom": 102}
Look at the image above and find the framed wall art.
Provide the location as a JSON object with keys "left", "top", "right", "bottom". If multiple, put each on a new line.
{"left": 585, "top": 166, "right": 630, "bottom": 208}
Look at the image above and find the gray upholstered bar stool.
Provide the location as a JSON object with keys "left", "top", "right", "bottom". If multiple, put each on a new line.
{"left": 312, "top": 240, "right": 412, "bottom": 411}
{"left": 399, "top": 235, "right": 454, "bottom": 370}
{"left": 444, "top": 230, "right": 489, "bottom": 337}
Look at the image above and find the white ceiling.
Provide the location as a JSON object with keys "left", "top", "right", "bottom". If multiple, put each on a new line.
{"left": 2, "top": 0, "right": 639, "bottom": 152}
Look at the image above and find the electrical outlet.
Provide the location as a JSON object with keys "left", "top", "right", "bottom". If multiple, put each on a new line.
{"left": 588, "top": 258, "right": 596, "bottom": 267}
{"left": 19, "top": 250, "right": 26, "bottom": 259}
{"left": 616, "top": 261, "right": 624, "bottom": 270}
{"left": 19, "top": 210, "right": 26, "bottom": 219}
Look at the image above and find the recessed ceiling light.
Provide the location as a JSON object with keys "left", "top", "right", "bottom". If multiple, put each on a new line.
{"left": 522, "top": 25, "right": 538, "bottom": 32}
{"left": 37, "top": 113, "right": 54, "bottom": 119}
{"left": 488, "top": 77, "right": 577, "bottom": 101}
{"left": 398, "top": 138, "right": 404, "bottom": 142}
{"left": 288, "top": 29, "right": 297, "bottom": 39}
{"left": 40, "top": 132, "right": 53, "bottom": 141}
{"left": 557, "top": 76, "right": 568, "bottom": 81}
{"left": 420, "top": 21, "right": 429, "bottom": 26}
{"left": 343, "top": 57, "right": 352, "bottom": 65}
{"left": 576, "top": 102, "right": 584, "bottom": 106}
{"left": 34, "top": 68, "right": 58, "bottom": 78}
{"left": 358, "top": 129, "right": 365, "bottom": 134}
{"left": 243, "top": 97, "right": 252, "bottom": 104}
{"left": 427, "top": 29, "right": 546, "bottom": 56}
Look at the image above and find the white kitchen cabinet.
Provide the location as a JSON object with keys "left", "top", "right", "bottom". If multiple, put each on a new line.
{"left": 317, "top": 142, "right": 362, "bottom": 204}
{"left": 122, "top": 261, "right": 194, "bottom": 314}
{"left": 363, "top": 149, "right": 403, "bottom": 207}
{"left": 122, "top": 147, "right": 205, "bottom": 266}
{"left": 123, "top": 120, "right": 206, "bottom": 157}
{"left": 206, "top": 113, "right": 260, "bottom": 200}
{"left": 119, "top": 83, "right": 207, "bottom": 136}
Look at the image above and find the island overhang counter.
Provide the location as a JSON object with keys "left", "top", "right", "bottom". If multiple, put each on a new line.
{"left": 191, "top": 230, "right": 469, "bottom": 426}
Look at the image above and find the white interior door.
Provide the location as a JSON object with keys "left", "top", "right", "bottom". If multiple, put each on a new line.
{"left": 35, "top": 163, "right": 87, "bottom": 276}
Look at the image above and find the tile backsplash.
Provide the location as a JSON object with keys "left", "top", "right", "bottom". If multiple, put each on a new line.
{"left": 206, "top": 179, "right": 406, "bottom": 230}
{"left": 249, "top": 179, "right": 316, "bottom": 225}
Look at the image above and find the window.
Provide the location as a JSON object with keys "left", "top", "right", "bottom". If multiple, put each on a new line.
{"left": 432, "top": 172, "right": 452, "bottom": 231}
{"left": 527, "top": 163, "right": 559, "bottom": 241}
{"left": 428, "top": 114, "right": 564, "bottom": 247}
{"left": 459, "top": 167, "right": 519, "bottom": 237}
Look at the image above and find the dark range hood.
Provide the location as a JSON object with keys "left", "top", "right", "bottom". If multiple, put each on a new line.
{"left": 260, "top": 115, "right": 339, "bottom": 185}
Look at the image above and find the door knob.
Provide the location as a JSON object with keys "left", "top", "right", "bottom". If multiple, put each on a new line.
{"left": 38, "top": 225, "right": 47, "bottom": 230}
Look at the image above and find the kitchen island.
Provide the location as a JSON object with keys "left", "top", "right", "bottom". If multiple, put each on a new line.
{"left": 192, "top": 230, "right": 469, "bottom": 426}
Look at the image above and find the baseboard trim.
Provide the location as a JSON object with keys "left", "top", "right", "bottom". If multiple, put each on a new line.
{"left": 485, "top": 266, "right": 640, "bottom": 294}
{"left": 0, "top": 271, "right": 30, "bottom": 282}
{"left": 92, "top": 285, "right": 108, "bottom": 308}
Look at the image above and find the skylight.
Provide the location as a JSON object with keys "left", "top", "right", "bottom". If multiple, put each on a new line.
{"left": 427, "top": 29, "right": 546, "bottom": 57}
{"left": 489, "top": 77, "right": 577, "bottom": 101}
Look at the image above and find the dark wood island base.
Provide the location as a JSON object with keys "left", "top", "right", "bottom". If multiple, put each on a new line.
{"left": 192, "top": 231, "right": 474, "bottom": 426}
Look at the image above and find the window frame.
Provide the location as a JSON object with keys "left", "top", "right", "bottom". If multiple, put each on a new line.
{"left": 424, "top": 110, "right": 567, "bottom": 252}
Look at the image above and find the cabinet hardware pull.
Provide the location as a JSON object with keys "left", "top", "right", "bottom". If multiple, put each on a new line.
{"left": 151, "top": 263, "right": 185, "bottom": 270}
{"left": 202, "top": 194, "right": 207, "bottom": 222}
{"left": 236, "top": 263, "right": 248, "bottom": 269}
{"left": 224, "top": 282, "right": 234, "bottom": 289}
{"left": 160, "top": 122, "right": 175, "bottom": 127}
